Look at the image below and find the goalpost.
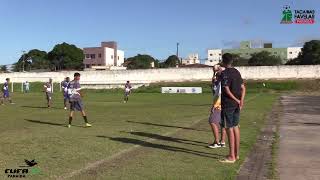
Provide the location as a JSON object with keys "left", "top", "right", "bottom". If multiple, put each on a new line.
{"left": 7, "top": 77, "right": 57, "bottom": 93}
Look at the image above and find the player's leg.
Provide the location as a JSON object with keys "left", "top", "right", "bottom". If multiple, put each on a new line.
{"left": 220, "top": 108, "right": 236, "bottom": 163}
{"left": 63, "top": 97, "right": 67, "bottom": 109}
{"left": 78, "top": 101, "right": 91, "bottom": 127}
{"left": 227, "top": 127, "right": 236, "bottom": 160}
{"left": 233, "top": 107, "right": 241, "bottom": 159}
{"left": 123, "top": 93, "right": 128, "bottom": 103}
{"left": 46, "top": 93, "right": 51, "bottom": 108}
{"left": 208, "top": 123, "right": 220, "bottom": 148}
{"left": 220, "top": 127, "right": 227, "bottom": 147}
{"left": 208, "top": 108, "right": 221, "bottom": 148}
{"left": 68, "top": 110, "right": 74, "bottom": 128}
{"left": 234, "top": 126, "right": 240, "bottom": 160}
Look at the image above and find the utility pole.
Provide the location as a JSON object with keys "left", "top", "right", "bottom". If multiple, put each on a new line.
{"left": 176, "top": 42, "right": 182, "bottom": 66}
{"left": 176, "top": 42, "right": 179, "bottom": 58}
{"left": 22, "top": 51, "right": 26, "bottom": 72}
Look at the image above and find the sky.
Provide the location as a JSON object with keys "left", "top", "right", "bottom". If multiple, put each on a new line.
{"left": 0, "top": 0, "right": 319, "bottom": 64}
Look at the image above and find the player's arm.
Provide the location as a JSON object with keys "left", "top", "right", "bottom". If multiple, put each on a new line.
{"left": 43, "top": 84, "right": 47, "bottom": 92}
{"left": 224, "top": 86, "right": 240, "bottom": 105}
{"left": 240, "top": 83, "right": 246, "bottom": 109}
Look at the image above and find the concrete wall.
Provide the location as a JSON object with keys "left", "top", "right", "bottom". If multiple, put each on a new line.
{"left": 1, "top": 65, "right": 319, "bottom": 88}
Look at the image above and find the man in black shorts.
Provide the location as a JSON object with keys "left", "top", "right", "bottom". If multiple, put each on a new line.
{"left": 67, "top": 73, "right": 92, "bottom": 128}
{"left": 220, "top": 53, "right": 246, "bottom": 163}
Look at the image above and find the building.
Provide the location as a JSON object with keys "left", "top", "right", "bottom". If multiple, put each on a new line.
{"left": 181, "top": 54, "right": 200, "bottom": 65}
{"left": 205, "top": 49, "right": 222, "bottom": 66}
{"left": 205, "top": 41, "right": 302, "bottom": 65}
{"left": 287, "top": 47, "right": 302, "bottom": 60}
{"left": 83, "top": 41, "right": 125, "bottom": 70}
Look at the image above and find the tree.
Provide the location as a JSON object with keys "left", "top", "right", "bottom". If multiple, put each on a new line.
{"left": 162, "top": 55, "right": 180, "bottom": 68}
{"left": 125, "top": 54, "right": 157, "bottom": 69}
{"left": 285, "top": 56, "right": 301, "bottom": 65}
{"left": 0, "top": 65, "right": 7, "bottom": 73}
{"left": 14, "top": 49, "right": 49, "bottom": 72}
{"left": 48, "top": 42, "right": 84, "bottom": 71}
{"left": 294, "top": 40, "right": 320, "bottom": 65}
{"left": 230, "top": 54, "right": 250, "bottom": 66}
{"left": 248, "top": 51, "right": 282, "bottom": 66}
{"left": 28, "top": 49, "right": 49, "bottom": 69}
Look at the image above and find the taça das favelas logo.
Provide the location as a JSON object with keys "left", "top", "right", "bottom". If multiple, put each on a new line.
{"left": 281, "top": 5, "right": 315, "bottom": 24}
{"left": 4, "top": 159, "right": 41, "bottom": 178}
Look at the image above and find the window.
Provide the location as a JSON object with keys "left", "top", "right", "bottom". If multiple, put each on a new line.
{"left": 219, "top": 53, "right": 222, "bottom": 56}
{"left": 210, "top": 60, "right": 213, "bottom": 62}
{"left": 246, "top": 53, "right": 249, "bottom": 55}
{"left": 85, "top": 64, "right": 90, "bottom": 68}
{"left": 92, "top": 64, "right": 96, "bottom": 66}
{"left": 118, "top": 56, "right": 120, "bottom": 60}
{"left": 98, "top": 53, "right": 102, "bottom": 58}
{"left": 111, "top": 55, "right": 114, "bottom": 59}
{"left": 85, "top": 54, "right": 90, "bottom": 59}
{"left": 210, "top": 54, "right": 213, "bottom": 56}
{"left": 274, "top": 52, "right": 277, "bottom": 54}
{"left": 90, "top": 54, "right": 96, "bottom": 59}
{"left": 289, "top": 52, "right": 293, "bottom": 54}
{"left": 187, "top": 61, "right": 189, "bottom": 63}
{"left": 97, "top": 64, "right": 101, "bottom": 66}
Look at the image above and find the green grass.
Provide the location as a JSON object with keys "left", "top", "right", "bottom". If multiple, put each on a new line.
{"left": 0, "top": 90, "right": 279, "bottom": 180}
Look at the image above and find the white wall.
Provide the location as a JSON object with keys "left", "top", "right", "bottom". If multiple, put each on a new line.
{"left": 104, "top": 47, "right": 115, "bottom": 66}
{"left": 117, "top": 50, "right": 124, "bottom": 66}
{"left": 1, "top": 65, "right": 320, "bottom": 88}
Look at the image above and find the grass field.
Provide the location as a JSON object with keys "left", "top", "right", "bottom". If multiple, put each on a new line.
{"left": 0, "top": 89, "right": 279, "bottom": 180}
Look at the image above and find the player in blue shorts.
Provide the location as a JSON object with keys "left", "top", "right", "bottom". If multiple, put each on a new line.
{"left": 61, "top": 77, "right": 70, "bottom": 110}
{"left": 1, "top": 78, "right": 14, "bottom": 105}
{"left": 67, "top": 73, "right": 92, "bottom": 128}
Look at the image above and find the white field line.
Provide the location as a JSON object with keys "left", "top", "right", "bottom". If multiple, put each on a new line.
{"left": 58, "top": 93, "right": 261, "bottom": 180}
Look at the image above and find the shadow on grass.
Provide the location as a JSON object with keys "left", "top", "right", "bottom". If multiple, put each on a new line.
{"left": 21, "top": 105, "right": 62, "bottom": 110}
{"left": 97, "top": 136, "right": 221, "bottom": 159}
{"left": 25, "top": 119, "right": 81, "bottom": 127}
{"left": 127, "top": 121, "right": 209, "bottom": 132}
{"left": 127, "top": 131, "right": 207, "bottom": 146}
{"left": 288, "top": 121, "right": 320, "bottom": 126}
{"left": 172, "top": 104, "right": 211, "bottom": 107}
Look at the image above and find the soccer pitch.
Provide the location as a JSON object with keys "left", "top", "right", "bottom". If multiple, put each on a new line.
{"left": 0, "top": 91, "right": 278, "bottom": 180}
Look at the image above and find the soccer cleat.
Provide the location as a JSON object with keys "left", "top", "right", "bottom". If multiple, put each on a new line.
{"left": 220, "top": 142, "right": 226, "bottom": 148}
{"left": 67, "top": 124, "right": 71, "bottom": 128}
{"left": 208, "top": 143, "right": 221, "bottom": 149}
{"left": 85, "top": 123, "right": 92, "bottom": 127}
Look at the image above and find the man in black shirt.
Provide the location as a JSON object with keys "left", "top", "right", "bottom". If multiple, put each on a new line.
{"left": 220, "top": 53, "right": 246, "bottom": 163}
